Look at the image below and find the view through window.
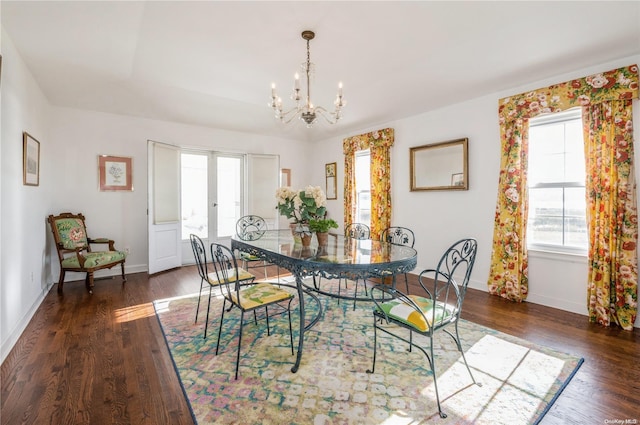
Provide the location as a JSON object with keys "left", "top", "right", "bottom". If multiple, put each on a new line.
{"left": 355, "top": 150, "right": 371, "bottom": 227}
{"left": 527, "top": 108, "right": 587, "bottom": 253}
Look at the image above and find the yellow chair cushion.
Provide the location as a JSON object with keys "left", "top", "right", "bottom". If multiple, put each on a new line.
{"left": 208, "top": 267, "right": 254, "bottom": 286}
{"left": 233, "top": 283, "right": 293, "bottom": 310}
{"left": 376, "top": 295, "right": 456, "bottom": 332}
{"left": 240, "top": 252, "right": 261, "bottom": 261}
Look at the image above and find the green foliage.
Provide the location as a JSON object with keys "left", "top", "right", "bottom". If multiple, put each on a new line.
{"left": 308, "top": 218, "right": 338, "bottom": 233}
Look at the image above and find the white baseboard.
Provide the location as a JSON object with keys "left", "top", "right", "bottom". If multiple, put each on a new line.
{"left": 1, "top": 281, "right": 54, "bottom": 364}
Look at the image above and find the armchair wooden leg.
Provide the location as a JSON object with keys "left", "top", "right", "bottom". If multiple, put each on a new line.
{"left": 57, "top": 270, "right": 66, "bottom": 294}
{"left": 86, "top": 273, "right": 95, "bottom": 294}
{"left": 121, "top": 263, "right": 126, "bottom": 283}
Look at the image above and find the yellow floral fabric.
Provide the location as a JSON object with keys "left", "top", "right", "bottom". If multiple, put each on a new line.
{"left": 489, "top": 65, "right": 638, "bottom": 330}
{"left": 233, "top": 282, "right": 293, "bottom": 310}
{"left": 343, "top": 128, "right": 394, "bottom": 240}
{"left": 376, "top": 295, "right": 455, "bottom": 332}
{"left": 583, "top": 99, "right": 638, "bottom": 330}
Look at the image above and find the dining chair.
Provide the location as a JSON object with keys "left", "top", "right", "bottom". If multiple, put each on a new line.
{"left": 367, "top": 238, "right": 480, "bottom": 419}
{"left": 190, "top": 234, "right": 256, "bottom": 339}
{"left": 235, "top": 215, "right": 272, "bottom": 280}
{"left": 343, "top": 223, "right": 371, "bottom": 309}
{"left": 210, "top": 242, "right": 294, "bottom": 379}
{"left": 381, "top": 226, "right": 415, "bottom": 293}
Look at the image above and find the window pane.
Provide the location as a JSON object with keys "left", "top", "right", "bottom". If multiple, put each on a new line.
{"left": 216, "top": 156, "right": 242, "bottom": 238}
{"left": 528, "top": 124, "right": 566, "bottom": 184}
{"left": 564, "top": 187, "right": 587, "bottom": 247}
{"left": 355, "top": 150, "right": 371, "bottom": 228}
{"left": 564, "top": 119, "right": 585, "bottom": 182}
{"left": 528, "top": 187, "right": 563, "bottom": 245}
{"left": 181, "top": 154, "right": 208, "bottom": 239}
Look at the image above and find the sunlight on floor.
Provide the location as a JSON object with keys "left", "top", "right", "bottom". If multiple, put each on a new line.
{"left": 415, "top": 334, "right": 566, "bottom": 423}
{"left": 113, "top": 303, "right": 156, "bottom": 323}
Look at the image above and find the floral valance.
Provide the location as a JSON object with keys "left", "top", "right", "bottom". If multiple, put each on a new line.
{"left": 343, "top": 128, "right": 394, "bottom": 154}
{"left": 498, "top": 64, "right": 638, "bottom": 124}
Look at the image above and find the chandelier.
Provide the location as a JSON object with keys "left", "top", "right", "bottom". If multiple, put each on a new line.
{"left": 269, "top": 30, "right": 346, "bottom": 127}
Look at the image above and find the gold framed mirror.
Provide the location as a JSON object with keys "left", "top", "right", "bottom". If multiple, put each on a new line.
{"left": 410, "top": 138, "right": 468, "bottom": 191}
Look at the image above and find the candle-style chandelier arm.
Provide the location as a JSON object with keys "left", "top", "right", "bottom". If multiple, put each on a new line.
{"left": 268, "top": 30, "right": 345, "bottom": 128}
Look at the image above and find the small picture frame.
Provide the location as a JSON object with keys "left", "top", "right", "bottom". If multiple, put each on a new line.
{"left": 23, "top": 132, "right": 40, "bottom": 186}
{"left": 280, "top": 168, "right": 291, "bottom": 187}
{"left": 325, "top": 162, "right": 337, "bottom": 200}
{"left": 99, "top": 155, "right": 133, "bottom": 191}
{"left": 451, "top": 173, "right": 464, "bottom": 187}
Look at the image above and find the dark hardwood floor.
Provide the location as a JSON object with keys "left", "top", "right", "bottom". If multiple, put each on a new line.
{"left": 1, "top": 265, "right": 638, "bottom": 424}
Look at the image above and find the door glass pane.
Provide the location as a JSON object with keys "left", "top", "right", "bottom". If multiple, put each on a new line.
{"left": 216, "top": 156, "right": 242, "bottom": 238}
{"left": 181, "top": 153, "right": 208, "bottom": 239}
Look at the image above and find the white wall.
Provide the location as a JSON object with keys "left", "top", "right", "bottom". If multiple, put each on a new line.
{"left": 0, "top": 28, "right": 312, "bottom": 362}
{"left": 1, "top": 29, "right": 54, "bottom": 361}
{"left": 311, "top": 55, "right": 640, "bottom": 328}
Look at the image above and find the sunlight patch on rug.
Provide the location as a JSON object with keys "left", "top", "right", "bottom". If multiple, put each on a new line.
{"left": 154, "top": 283, "right": 583, "bottom": 425}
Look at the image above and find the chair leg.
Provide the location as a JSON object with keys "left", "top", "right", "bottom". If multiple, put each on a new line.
{"left": 366, "top": 315, "right": 378, "bottom": 374}
{"left": 235, "top": 311, "right": 245, "bottom": 380}
{"left": 57, "top": 269, "right": 66, "bottom": 294}
{"left": 215, "top": 299, "right": 227, "bottom": 354}
{"left": 121, "top": 263, "right": 127, "bottom": 283}
{"left": 195, "top": 278, "right": 204, "bottom": 324}
{"left": 287, "top": 300, "right": 294, "bottom": 355}
{"left": 86, "top": 273, "right": 94, "bottom": 294}
{"left": 203, "top": 285, "right": 214, "bottom": 339}
{"left": 429, "top": 341, "right": 447, "bottom": 419}
{"left": 404, "top": 273, "right": 410, "bottom": 294}
{"left": 452, "top": 323, "right": 480, "bottom": 387}
{"left": 265, "top": 306, "right": 270, "bottom": 336}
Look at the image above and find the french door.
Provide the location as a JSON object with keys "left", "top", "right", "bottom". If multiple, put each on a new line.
{"left": 149, "top": 141, "right": 279, "bottom": 273}
{"left": 180, "top": 151, "right": 244, "bottom": 264}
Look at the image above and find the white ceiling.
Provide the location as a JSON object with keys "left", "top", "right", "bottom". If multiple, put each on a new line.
{"left": 2, "top": 1, "right": 640, "bottom": 142}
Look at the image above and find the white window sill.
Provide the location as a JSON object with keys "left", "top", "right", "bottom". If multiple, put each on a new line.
{"left": 528, "top": 247, "right": 587, "bottom": 264}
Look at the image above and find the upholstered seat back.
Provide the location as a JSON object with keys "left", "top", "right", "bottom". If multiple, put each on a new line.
{"left": 54, "top": 217, "right": 89, "bottom": 250}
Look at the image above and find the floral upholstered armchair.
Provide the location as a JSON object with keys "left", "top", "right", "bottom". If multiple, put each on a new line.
{"left": 48, "top": 212, "right": 126, "bottom": 294}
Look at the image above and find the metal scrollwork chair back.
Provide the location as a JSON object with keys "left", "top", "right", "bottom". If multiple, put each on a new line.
{"left": 210, "top": 242, "right": 294, "bottom": 379}
{"left": 235, "top": 215, "right": 271, "bottom": 279}
{"left": 380, "top": 226, "right": 415, "bottom": 293}
{"left": 345, "top": 223, "right": 371, "bottom": 240}
{"left": 367, "top": 238, "right": 480, "bottom": 419}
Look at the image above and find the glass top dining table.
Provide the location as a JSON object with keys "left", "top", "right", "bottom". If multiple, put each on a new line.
{"left": 231, "top": 228, "right": 417, "bottom": 372}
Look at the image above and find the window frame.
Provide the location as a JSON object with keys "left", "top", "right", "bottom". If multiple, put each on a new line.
{"left": 527, "top": 108, "right": 587, "bottom": 256}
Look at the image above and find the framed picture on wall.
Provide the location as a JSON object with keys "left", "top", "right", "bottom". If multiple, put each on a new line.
{"left": 99, "top": 155, "right": 133, "bottom": 191}
{"left": 325, "top": 162, "right": 337, "bottom": 200}
{"left": 280, "top": 168, "right": 291, "bottom": 187}
{"left": 23, "top": 132, "right": 40, "bottom": 186}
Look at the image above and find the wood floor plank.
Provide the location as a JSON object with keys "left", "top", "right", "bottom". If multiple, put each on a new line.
{"left": 1, "top": 265, "right": 638, "bottom": 424}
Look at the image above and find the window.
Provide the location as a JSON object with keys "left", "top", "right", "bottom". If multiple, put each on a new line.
{"left": 355, "top": 150, "right": 371, "bottom": 227}
{"left": 527, "top": 108, "right": 587, "bottom": 253}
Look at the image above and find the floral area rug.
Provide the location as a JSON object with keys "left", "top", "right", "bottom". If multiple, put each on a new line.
{"left": 154, "top": 279, "right": 583, "bottom": 425}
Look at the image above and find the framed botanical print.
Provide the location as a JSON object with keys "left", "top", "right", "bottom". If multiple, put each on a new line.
{"left": 98, "top": 155, "right": 133, "bottom": 191}
{"left": 23, "top": 132, "right": 40, "bottom": 186}
{"left": 325, "top": 162, "right": 337, "bottom": 200}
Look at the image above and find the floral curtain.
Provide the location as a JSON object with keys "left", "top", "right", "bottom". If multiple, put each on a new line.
{"left": 343, "top": 128, "right": 395, "bottom": 240}
{"left": 584, "top": 99, "right": 638, "bottom": 330}
{"left": 489, "top": 65, "right": 638, "bottom": 329}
